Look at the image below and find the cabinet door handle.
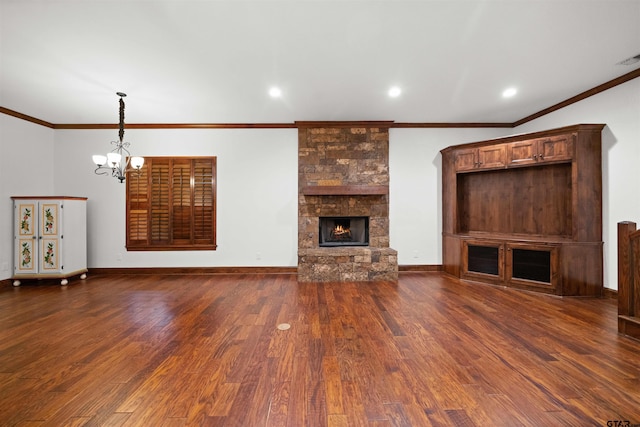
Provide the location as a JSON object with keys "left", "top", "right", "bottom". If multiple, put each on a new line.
{"left": 533, "top": 154, "right": 538, "bottom": 160}
{"left": 539, "top": 153, "right": 544, "bottom": 160}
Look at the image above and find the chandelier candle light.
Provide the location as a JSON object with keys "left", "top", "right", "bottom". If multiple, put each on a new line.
{"left": 92, "top": 92, "right": 144, "bottom": 183}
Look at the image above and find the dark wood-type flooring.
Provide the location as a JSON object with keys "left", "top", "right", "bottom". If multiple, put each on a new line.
{"left": 0, "top": 272, "right": 639, "bottom": 426}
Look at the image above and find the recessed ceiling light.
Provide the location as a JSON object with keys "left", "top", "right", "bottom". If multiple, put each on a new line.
{"left": 502, "top": 87, "right": 518, "bottom": 98}
{"left": 269, "top": 87, "right": 282, "bottom": 98}
{"left": 388, "top": 86, "right": 401, "bottom": 98}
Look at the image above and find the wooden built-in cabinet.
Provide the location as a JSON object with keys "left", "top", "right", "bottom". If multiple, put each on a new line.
{"left": 442, "top": 124, "right": 604, "bottom": 296}
{"left": 618, "top": 221, "right": 640, "bottom": 340}
{"left": 508, "top": 134, "right": 574, "bottom": 166}
{"left": 454, "top": 144, "right": 507, "bottom": 171}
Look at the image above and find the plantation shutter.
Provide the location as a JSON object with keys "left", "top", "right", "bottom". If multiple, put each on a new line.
{"left": 126, "top": 162, "right": 149, "bottom": 245}
{"left": 194, "top": 158, "right": 215, "bottom": 244}
{"left": 172, "top": 159, "right": 191, "bottom": 244}
{"left": 150, "top": 158, "right": 170, "bottom": 244}
{"left": 126, "top": 156, "right": 216, "bottom": 251}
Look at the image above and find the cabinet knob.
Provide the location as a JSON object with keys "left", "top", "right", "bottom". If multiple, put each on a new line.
{"left": 539, "top": 154, "right": 544, "bottom": 160}
{"left": 533, "top": 154, "right": 538, "bottom": 160}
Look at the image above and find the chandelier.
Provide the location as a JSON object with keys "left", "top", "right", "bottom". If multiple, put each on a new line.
{"left": 92, "top": 92, "right": 144, "bottom": 183}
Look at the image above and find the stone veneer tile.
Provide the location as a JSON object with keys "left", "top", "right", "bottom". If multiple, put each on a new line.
{"left": 298, "top": 125, "right": 397, "bottom": 282}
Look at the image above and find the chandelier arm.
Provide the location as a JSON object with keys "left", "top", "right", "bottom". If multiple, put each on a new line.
{"left": 94, "top": 166, "right": 110, "bottom": 176}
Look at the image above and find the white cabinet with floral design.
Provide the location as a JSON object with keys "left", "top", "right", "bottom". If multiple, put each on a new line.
{"left": 12, "top": 196, "right": 87, "bottom": 286}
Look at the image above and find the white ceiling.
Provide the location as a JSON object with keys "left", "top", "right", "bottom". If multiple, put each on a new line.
{"left": 1, "top": 0, "right": 639, "bottom": 125}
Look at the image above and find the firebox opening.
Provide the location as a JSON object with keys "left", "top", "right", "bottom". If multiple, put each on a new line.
{"left": 319, "top": 216, "right": 369, "bottom": 247}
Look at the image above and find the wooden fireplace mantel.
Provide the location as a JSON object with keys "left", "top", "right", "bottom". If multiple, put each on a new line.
{"left": 301, "top": 185, "right": 389, "bottom": 196}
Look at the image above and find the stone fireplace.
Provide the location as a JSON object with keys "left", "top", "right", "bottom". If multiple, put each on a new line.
{"left": 297, "top": 121, "right": 398, "bottom": 282}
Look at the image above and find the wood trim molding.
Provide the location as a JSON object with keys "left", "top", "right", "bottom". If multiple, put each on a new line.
{"left": 295, "top": 121, "right": 395, "bottom": 128}
{"left": 0, "top": 107, "right": 55, "bottom": 128}
{"left": 392, "top": 122, "right": 513, "bottom": 128}
{"left": 89, "top": 267, "right": 298, "bottom": 275}
{"left": 399, "top": 265, "right": 443, "bottom": 272}
{"left": 440, "top": 123, "right": 605, "bottom": 154}
{"left": 53, "top": 123, "right": 297, "bottom": 129}
{"left": 92, "top": 265, "right": 443, "bottom": 275}
{"left": 2, "top": 266, "right": 463, "bottom": 283}
{"left": 513, "top": 68, "right": 640, "bottom": 127}
{"left": 301, "top": 185, "right": 389, "bottom": 196}
{"left": 11, "top": 196, "right": 87, "bottom": 200}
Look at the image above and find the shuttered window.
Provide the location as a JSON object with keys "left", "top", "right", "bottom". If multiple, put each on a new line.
{"left": 126, "top": 157, "right": 217, "bottom": 251}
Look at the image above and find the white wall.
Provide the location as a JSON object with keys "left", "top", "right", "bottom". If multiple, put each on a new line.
{"left": 388, "top": 128, "right": 507, "bottom": 265}
{"left": 53, "top": 128, "right": 299, "bottom": 269}
{"left": 0, "top": 115, "right": 55, "bottom": 281}
{"left": 2, "top": 77, "right": 638, "bottom": 289}
{"left": 513, "top": 78, "right": 640, "bottom": 290}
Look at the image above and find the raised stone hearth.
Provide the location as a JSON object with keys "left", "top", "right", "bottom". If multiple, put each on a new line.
{"left": 298, "top": 247, "right": 398, "bottom": 282}
{"left": 297, "top": 122, "right": 398, "bottom": 282}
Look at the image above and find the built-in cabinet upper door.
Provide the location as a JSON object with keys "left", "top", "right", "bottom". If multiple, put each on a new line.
{"left": 537, "top": 134, "right": 574, "bottom": 163}
{"left": 454, "top": 148, "right": 478, "bottom": 171}
{"left": 508, "top": 140, "right": 539, "bottom": 166}
{"left": 477, "top": 145, "right": 507, "bottom": 169}
{"left": 454, "top": 145, "right": 507, "bottom": 172}
{"left": 508, "top": 134, "right": 574, "bottom": 166}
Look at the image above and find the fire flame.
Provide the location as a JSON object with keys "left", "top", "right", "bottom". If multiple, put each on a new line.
{"left": 333, "top": 225, "right": 350, "bottom": 236}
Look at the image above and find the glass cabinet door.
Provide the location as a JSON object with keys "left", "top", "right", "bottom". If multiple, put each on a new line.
{"left": 506, "top": 243, "right": 559, "bottom": 291}
{"left": 462, "top": 240, "right": 504, "bottom": 281}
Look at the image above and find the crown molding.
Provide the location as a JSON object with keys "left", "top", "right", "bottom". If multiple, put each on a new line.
{"left": 0, "top": 107, "right": 54, "bottom": 128}
{"left": 512, "top": 67, "right": 640, "bottom": 127}
{"left": 391, "top": 122, "right": 513, "bottom": 128}
{"left": 52, "top": 122, "right": 297, "bottom": 129}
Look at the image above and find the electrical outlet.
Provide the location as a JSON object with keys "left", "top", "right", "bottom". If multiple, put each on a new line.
{"left": 116, "top": 253, "right": 123, "bottom": 261}
{"left": 256, "top": 252, "right": 261, "bottom": 260}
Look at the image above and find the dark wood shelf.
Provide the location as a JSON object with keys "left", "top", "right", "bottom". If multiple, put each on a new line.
{"left": 301, "top": 185, "right": 388, "bottom": 196}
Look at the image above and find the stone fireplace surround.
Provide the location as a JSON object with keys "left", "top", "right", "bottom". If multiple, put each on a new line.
{"left": 297, "top": 121, "right": 398, "bottom": 282}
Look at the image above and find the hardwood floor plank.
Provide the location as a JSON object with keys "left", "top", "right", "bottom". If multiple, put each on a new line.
{"left": 323, "top": 356, "right": 345, "bottom": 415}
{"left": 1, "top": 272, "right": 639, "bottom": 426}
